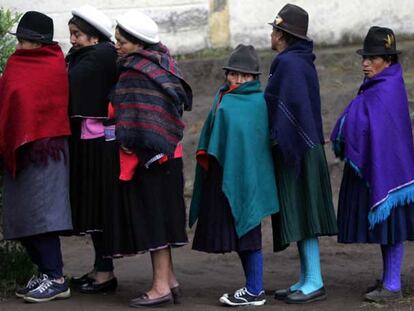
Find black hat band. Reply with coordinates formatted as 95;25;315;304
17;27;50;40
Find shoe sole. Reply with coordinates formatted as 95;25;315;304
23;289;71;303
364;295;402;303
219;296;266;306
285;293;327;304
129;299;173;307
15;292;26;298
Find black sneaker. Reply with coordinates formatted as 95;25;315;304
23;276;71;303
15;274;47;298
219;287;266;306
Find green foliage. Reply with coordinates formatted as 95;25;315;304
0;241;36;297
0;8;20;74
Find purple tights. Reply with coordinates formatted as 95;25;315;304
381;242;404;292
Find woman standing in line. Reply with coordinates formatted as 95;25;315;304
66;5;118;293
331;26;414;303
189;44;279;307
109;11;192;307
0;11;72;303
265;4;338;304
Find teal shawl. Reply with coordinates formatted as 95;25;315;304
189;80;280;237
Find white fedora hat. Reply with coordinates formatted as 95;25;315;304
72;5;113;39
116;11;159;44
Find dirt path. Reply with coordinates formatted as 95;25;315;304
3;225;414;310
3;42;414;311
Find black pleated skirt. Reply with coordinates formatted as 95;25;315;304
338;163;414;244
69;119;111;233
192;158;262;254
102;155;189;257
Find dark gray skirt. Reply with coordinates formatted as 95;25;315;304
2;141;72;240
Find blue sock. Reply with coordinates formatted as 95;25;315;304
297;238;324;295
238;249;263;295
290;242;305;291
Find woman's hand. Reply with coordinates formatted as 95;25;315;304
120;145;133;154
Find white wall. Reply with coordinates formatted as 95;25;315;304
228;0;414;48
2;0;210;53
3;0;414;54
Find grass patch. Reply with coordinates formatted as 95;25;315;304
175;47;231;61
0;240;36;298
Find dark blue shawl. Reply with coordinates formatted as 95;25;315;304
264;40;324;174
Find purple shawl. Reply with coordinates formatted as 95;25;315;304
331;64;414;227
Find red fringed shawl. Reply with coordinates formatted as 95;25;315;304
0;44;71;176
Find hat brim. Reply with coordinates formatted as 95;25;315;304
269;22;311;42
72;10;112;39
116;22;160;44
9;31;57;44
222;66;261;75
356;49;402;56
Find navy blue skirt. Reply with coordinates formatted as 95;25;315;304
192;158;262;253
338;163;414;244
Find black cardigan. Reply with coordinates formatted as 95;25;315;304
66;42;117;118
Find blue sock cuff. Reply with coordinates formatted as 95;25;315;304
238;249;263;295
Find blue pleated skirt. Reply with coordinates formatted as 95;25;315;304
338;163;414;244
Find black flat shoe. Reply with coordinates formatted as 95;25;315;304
274;288;296;300
285;287;327;304
171;285;182;304
129;292;173;307
364;286;402;303
79;277;118;294
70;273;95;287
365;279;382;293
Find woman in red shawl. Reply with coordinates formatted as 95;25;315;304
0;11;72;303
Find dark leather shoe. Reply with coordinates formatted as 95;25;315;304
285;287;327;304
79;277;118;294
70;273;94;287
129;292;173;307
274;288;296;300
171;286;182;304
364;286;402;302
365;279;382;293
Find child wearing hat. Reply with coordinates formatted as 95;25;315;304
331;26;414;302
189;44;280;307
0;11;72;303
265;3;337;304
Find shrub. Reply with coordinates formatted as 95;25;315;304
0;8;20;74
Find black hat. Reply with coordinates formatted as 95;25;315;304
222;44;261;75
357;26;400;56
10;11;56;44
268;3;311;41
